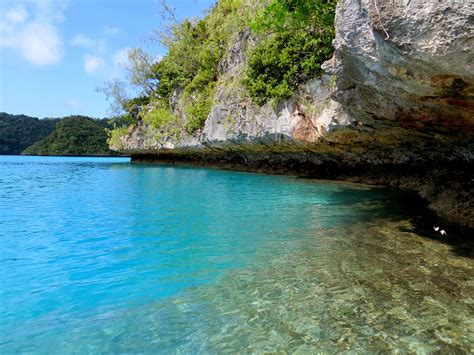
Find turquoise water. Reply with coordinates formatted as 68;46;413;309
1;156;472;353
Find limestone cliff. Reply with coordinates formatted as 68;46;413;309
113;0;473;228
326;0;473;130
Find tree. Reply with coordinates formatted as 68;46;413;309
125;48;160;97
245;0;337;104
97;78;131;117
0;113;58;154
23;116;115;156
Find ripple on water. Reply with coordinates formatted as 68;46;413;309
15;220;472;354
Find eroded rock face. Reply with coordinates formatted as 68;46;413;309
201;75;352;145
114;28;351;152
325;0;474;129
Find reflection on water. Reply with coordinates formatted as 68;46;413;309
0;156;472;353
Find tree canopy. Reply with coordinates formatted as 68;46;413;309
23;116;116;156
0;113;59;155
245;0;337;104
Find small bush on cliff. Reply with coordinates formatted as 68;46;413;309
143;108;178;130
108;113;136;130
245;0;336;105
184;84;217;134
108;127;128;150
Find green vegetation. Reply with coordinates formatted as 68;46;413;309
108;113;136;131
0;113;58;154
140;107;184;142
123;96;150;113
183;83;217;134
152;0;248;101
1;112;117;156
149;0;249;134
108;127;129;149
24;116;115;156
142;108;177;129
245;0;337;104
105;0;336;143
104;0;251;138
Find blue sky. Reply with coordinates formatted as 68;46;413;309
0;0;215;119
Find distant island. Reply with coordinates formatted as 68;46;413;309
0;112;122;156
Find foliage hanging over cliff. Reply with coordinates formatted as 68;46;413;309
105;0;336;142
24;116;115;156
251;0;336;34
245;0;337;105
149;0;250;133
148;0;336;111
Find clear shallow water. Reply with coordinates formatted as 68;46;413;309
0;156;472;353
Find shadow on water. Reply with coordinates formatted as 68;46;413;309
303;178;474;259
393;196;474;259
126;164;474;258
108;162;474;258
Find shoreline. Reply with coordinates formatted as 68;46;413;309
130;151;474;233
5;154;131;158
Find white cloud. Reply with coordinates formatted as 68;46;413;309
20;22;61;66
5;6;28;24
70;34;106;53
84;54;104;74
71;34;95;48
103;26;120;36
0;0;67;66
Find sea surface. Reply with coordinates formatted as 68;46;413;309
0;156;472;353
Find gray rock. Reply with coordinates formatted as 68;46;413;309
325;0;474;128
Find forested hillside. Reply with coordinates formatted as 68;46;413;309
0;113;58;154
24;116;115;156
